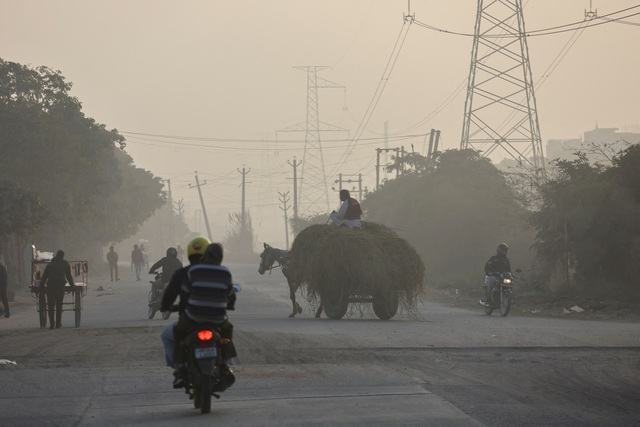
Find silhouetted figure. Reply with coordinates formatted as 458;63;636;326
329;189;363;229
131;244;145;281
40;250;74;329
0;259;9;318
107;246;119;282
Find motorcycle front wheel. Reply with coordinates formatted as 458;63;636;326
499;288;512;317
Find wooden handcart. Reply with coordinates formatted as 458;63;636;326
29;246;89;328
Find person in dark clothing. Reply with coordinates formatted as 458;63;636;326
107;246;119;282
40;250;75;329
481;243;511;306
160;239;236;389
131;244;145;281
149;247;183;286
329;189;363;229
0;260;10;318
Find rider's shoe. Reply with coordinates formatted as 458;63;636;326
172;369;186;388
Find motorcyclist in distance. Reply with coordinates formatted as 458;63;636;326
480;243;511;306
149;247;183;289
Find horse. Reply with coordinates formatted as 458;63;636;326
258;243;322;318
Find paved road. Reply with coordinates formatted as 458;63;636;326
1;263;639;426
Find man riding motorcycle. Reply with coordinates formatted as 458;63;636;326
481;243;512;306
160;238;237;389
149;247;183;290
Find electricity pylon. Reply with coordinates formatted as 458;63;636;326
461;0;545;177
279;66;348;215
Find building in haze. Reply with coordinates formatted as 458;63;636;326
546;125;640;161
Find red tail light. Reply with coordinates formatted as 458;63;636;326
197;330;214;341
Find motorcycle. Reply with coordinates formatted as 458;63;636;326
484;272;514;317
148;272;170;320
172;283;241;414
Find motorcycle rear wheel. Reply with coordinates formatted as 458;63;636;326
199;376;212;414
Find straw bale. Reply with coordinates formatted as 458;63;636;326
289;222;425;308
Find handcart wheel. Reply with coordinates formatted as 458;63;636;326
38;291;47;329
74;289;82;328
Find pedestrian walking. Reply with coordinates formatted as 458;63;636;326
40;250;74;329
107;246;119;282
131;244;145;281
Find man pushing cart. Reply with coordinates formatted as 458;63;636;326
30;245;88;328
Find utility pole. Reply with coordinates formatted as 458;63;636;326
461;0;545;178
278;191;291;249
189;172;213;242
383;121;389;181
376;147;401;182
375;148;381;190
287;157;302;220
334;174;363;200
237;166;251;226
165;178;174;244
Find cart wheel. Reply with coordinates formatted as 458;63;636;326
321;286;349;320
74;290;82;328
372;290;399;320
38;293;47;329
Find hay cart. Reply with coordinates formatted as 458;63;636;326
29;246;89;328
290;223;425;321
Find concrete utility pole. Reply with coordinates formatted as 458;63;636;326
278;191;291;250
237;166;251;226
375;147;402;187
376;149;381;190
189;172;213;242
426;129;441;163
287;157;302;220
165;178;175;244
334;174;363;200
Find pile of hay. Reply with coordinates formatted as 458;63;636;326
288;222;425;308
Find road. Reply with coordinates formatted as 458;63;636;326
1;263;639;426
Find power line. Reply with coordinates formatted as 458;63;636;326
122;130;419;145
124;134;421;152
333;15;413;175
413;5;640;38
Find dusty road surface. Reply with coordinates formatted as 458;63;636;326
1;263;639;426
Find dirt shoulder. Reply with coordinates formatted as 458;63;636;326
425;286;640;322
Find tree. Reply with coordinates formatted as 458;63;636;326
533;146;640;292
0;58;163;266
365;149;534;288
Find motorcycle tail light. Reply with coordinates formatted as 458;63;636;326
197;330;214;341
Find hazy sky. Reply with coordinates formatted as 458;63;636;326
3;0;639;247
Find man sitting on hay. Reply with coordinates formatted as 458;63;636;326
329;189;362;229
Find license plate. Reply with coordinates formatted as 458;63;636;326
195;347;217;359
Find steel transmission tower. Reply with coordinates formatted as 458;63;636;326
461;0;545;176
280;66;347;214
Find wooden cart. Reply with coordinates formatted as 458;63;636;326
29;246;88;328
